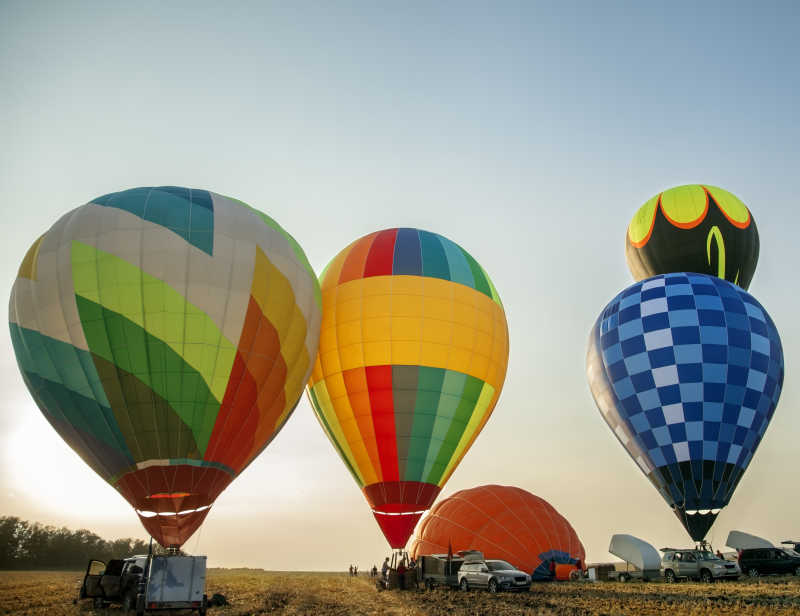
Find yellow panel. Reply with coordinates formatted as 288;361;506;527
660;185;707;225
422;296;452;321
390;294;425;318
390;340;421;365
335;297;363;323
316;275;508;390
319;348;342;379
336;320;363;348
421;318;454;346
390;316;421;341
18;234;44;280
362;293;389;318
320;250;348;292
418;342;450;369
310;354;324;384
363;340;392;366
360;276;400;297
309;381;366;485
339;343;365;369
324;371;349;402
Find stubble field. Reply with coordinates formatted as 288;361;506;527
2;569;800;616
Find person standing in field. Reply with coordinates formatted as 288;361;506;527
381;557;390;580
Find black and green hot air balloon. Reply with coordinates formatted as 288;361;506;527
625;184;759;290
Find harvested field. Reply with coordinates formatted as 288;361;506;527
2;569;800;615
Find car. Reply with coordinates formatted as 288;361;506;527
660;549;740;583
457;558;531;592
79;556;148;610
738;547;800;578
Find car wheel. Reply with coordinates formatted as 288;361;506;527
460;578;469;592
664;570;675;583
488;579;498;593
747;568;759;578
700;569;713;584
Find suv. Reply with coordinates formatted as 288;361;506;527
660;549;740;583
79;556;147;609
458;559;531;592
738;548;800;577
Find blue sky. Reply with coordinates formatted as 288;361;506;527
1;1;798;569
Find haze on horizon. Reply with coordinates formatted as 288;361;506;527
1;1;798;571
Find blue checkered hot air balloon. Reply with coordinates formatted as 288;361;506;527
586;273;784;541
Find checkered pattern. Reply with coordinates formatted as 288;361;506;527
587;273;784;510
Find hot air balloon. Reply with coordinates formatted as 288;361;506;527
409;485;585;580
625;185;759;290
306;228;509;549
586;273;783;541
9;186;321;547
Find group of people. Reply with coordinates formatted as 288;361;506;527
347;564;359;577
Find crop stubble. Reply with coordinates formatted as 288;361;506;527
2;569;799;615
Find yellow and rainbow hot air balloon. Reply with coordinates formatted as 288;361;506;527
307;228;509;548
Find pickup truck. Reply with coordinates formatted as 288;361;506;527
79;554;207;614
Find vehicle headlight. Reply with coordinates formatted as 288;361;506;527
712;564;725;570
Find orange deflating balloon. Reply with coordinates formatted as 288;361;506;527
410;485;585;579
307;229;509;548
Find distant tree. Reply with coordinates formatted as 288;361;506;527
0;516;161;570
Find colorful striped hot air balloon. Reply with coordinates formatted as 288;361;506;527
306;228;509;549
9;186;321;547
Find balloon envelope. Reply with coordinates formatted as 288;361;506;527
586;273;783;540
9;187;321;546
625;185;759;290
307;228;509;548
410;485;585;579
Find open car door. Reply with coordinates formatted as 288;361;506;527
79;560;106;599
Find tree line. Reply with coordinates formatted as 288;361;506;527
0;516;168;569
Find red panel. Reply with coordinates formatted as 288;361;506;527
365;365;398;481
115;465;233;547
205;352;258;472
138;507;211;548
338;232;378;285
363;229;398;278
363;481;441;512
373;511;424;549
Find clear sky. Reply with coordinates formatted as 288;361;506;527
1;1;798;570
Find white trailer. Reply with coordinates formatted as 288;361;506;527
136;555;207;615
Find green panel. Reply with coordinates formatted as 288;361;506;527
19;370;133;474
404;366;445;481
421;370;467;480
92;355;201;462
9;323;110;407
71;241;236;402
424;374;484;485
462;250;492;298
419;231;451;280
76;295;221;454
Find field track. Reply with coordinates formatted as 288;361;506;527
2;569;800;615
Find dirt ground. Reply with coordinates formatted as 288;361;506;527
2;569;800;616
